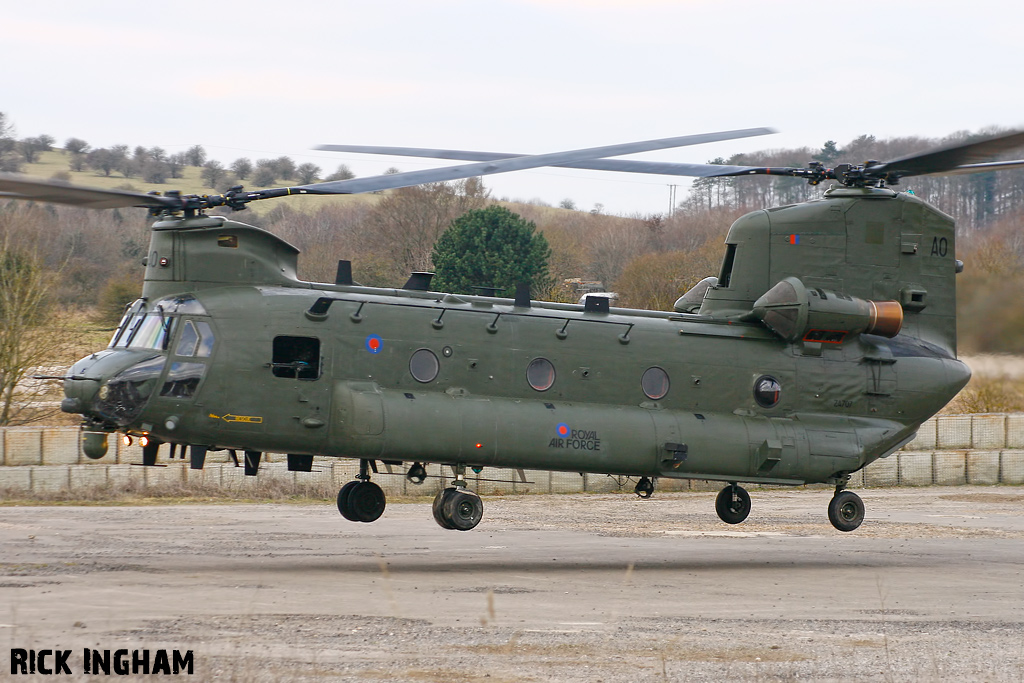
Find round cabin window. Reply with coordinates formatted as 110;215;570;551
409;349;440;383
526;357;556;392
753;375;781;408
641;367;670;400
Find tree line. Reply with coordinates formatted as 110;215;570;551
0;112;355;190
0;110;1022;389
687;128;1024;231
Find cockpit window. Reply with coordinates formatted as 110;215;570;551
113;313;174;351
175;320;200;356
161;362;206;398
195;322;215;357
160;295;207;316
109;297;212;353
109;300;145;347
174;320;216;358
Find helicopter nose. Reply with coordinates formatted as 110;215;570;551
61;350;167;426
61;359;106;414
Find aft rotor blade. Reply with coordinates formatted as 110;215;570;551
305;127;775;193
866;129;1024;179
315;143;760;178
0;172;178;210
933;158;1024;176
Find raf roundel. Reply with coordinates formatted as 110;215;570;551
365;334;382;354
556;423;570;438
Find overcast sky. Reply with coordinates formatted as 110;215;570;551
3;1;1022;215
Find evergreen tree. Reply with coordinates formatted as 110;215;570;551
431;206;551;296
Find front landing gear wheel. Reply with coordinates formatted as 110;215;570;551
828;490;865;532
634;477;655;499
715;484;751;524
349;481;386;522
337;481;386;522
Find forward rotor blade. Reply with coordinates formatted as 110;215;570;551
308;127;775;192
0;173;177;210
315;143;759;178
0;127;776;212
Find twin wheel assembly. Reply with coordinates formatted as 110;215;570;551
712;483;865;532
335;460;485;531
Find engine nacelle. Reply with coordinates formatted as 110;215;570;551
751;276;903;343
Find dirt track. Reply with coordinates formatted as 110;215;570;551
2;487;1024;681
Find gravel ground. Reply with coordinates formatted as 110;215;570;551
1;486;1024;682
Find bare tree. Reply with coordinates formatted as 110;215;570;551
230;157;253;180
86;148;119;176
64;137;90;155
0;113;17;171
325;164;356;181
274;156;297;181
0;112;14;140
358;179;490;278
141;159;170;184
614;243;720;311
185;145;207;167
17;136;51;163
296;162;321;184
252;159;277;186
0;211;74;425
167;152;187;179
201;160;227;189
68;152;87;172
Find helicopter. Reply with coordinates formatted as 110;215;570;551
4;126;1024;534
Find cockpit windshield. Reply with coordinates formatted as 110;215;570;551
110;312;173;350
109;296;209;351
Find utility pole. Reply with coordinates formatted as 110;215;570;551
667;184;677;217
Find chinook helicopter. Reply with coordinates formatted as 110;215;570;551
4;127;1024;534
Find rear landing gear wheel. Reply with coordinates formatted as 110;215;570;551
432;488;456;529
444;488;483;531
432;487;483;531
337;481;386;522
715;484;751;524
828;490;864;532
634;477;655;498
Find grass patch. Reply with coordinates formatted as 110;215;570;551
946;374;1024;413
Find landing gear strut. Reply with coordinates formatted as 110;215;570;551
715;483;751;524
634;477;655;498
828;488;865;532
432;463;484;531
337;459;386;523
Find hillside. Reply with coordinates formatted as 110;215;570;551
15;149;381;212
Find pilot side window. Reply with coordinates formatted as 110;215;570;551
272;336;320;380
174;320;216;358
